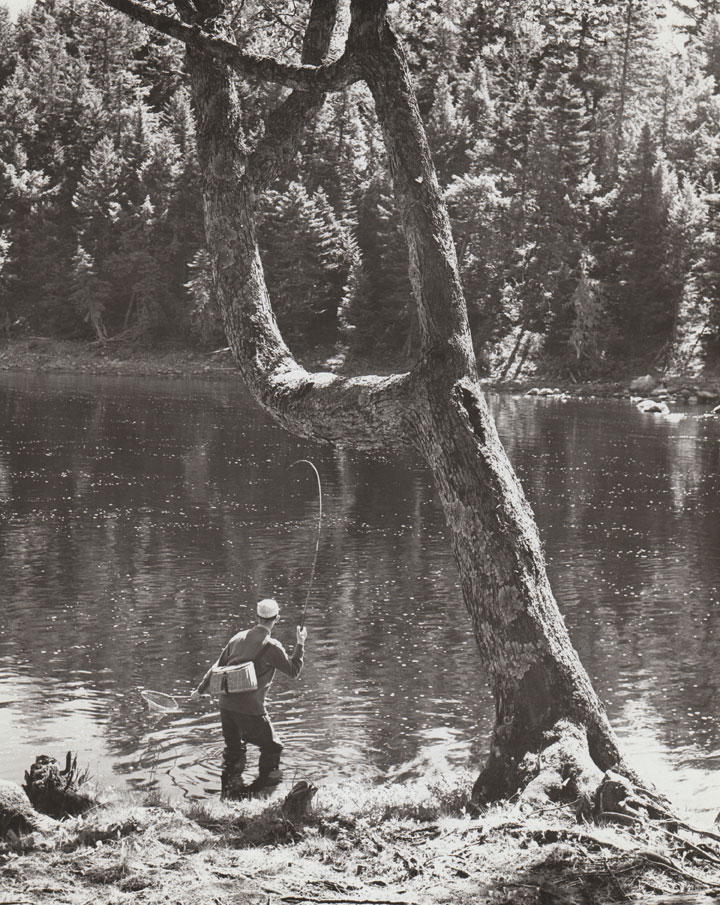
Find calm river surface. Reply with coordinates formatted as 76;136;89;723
0;372;718;821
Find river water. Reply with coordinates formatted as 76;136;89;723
0;372;718;822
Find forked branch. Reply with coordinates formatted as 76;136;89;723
100;0;360;91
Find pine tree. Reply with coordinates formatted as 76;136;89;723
72;135;123;261
506;65;592;362
0;4;17;90
597;0;666;180
426;72;474;184
71;135;123;335
606;125;676;355
666;173;706;336
457;58;495;142
689;179;720;357
12;8;105;181
70;246;111;341
700;14;720;86
394;0;464;111
445;171;511;368
568;252;607;368
0;226;11;332
671;0;720;36
162;87;205;328
186;246;223;346
299;84;375;215
342;175;414;358
258;182;359;349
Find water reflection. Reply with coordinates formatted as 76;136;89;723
491;395;720;820
0;374;718;822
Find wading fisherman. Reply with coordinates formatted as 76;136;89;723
190;598;307;797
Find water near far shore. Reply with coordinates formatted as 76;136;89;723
0;369;718;824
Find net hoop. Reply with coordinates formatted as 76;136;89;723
140;689;180;713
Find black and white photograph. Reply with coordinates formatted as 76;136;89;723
1;1;719;902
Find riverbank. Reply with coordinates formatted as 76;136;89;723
3;771;720;905
3;338;720;407
0;337;242;379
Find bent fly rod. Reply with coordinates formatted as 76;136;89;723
139;461;322;713
288;459;323;629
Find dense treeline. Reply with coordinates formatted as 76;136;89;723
3;0;720;376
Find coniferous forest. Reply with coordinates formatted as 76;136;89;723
3;0;720;378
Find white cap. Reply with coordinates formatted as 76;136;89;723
257;598;279;619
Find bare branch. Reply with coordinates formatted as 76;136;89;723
99;0;359;91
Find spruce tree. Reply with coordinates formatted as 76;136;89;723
445;170;510;369
607;125;675;356
71;135;124;337
258;181;359;350
426;72;474;185
343;175;414;358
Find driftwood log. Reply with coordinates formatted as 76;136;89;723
23;752;96;819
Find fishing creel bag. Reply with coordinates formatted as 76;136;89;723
209;661;258;695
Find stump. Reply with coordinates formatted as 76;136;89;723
281;780;317;822
23;752;96;819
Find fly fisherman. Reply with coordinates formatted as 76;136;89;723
190;598;307;798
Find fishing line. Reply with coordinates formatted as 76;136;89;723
141;461;323;710
288;459;323;629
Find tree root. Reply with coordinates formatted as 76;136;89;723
482;720;676;829
513;720;605;816
470;719;720;895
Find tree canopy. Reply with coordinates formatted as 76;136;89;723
1;0;720;377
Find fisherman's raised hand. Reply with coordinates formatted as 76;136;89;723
189;688;201;703
297;626;307;645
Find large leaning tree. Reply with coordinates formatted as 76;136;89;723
99;0;655;809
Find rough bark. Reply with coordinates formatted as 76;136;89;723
103;0;639;804
23;753;96;820
345;4;626;794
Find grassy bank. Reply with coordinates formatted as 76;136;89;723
3;773;720;905
0;336;240;379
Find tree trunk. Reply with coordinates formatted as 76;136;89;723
613;0;635;176
117;0;637;805
348;4;626;795
408;377;622;797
